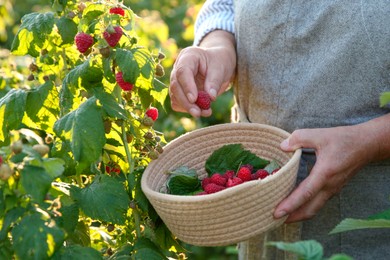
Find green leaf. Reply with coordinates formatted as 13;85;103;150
66;221;91;247
93;87;128;120
133;238;167;260
11;12;55;57
21;165;53;203
0;89;27;142
135;177;150;212
165;166;201;195
267;240;323;260
133;48;155;80
63;59;103;92
58;198;79;234
368;208;390;220
54;97;106;173
52;244;103;260
11;213;65;260
0;238;13;260
56;16;78;45
70;174;130;225
328;254;354;260
116;49;140;84
151;78;168;107
205;144;269;176
24;81;59;132
42;158;65;179
264;160;281;174
379;92;390;107
0;207;26;240
329;218;390;234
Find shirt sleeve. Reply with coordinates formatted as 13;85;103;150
194;0;235;46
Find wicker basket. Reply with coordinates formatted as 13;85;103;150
141;123;301;246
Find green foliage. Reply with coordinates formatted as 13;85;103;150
0;0;188;259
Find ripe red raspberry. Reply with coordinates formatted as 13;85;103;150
115;72;133;91
210;173;227;186
74;32;94;53
109;7;125;16
237;166;252;182
241;164;254;172
145;107;158;121
201;177;212;190
103;26;123;47
195;90;211;110
271;168;280;174
223;170;235;179
226;177;243;188
204;183;225;194
253;169;269;180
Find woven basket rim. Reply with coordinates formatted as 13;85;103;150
141;122;302;201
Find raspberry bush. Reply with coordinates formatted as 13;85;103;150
0;1;185;259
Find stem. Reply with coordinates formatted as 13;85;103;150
132;207;142;238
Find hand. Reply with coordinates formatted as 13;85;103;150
169;30;236;117
273;125;377;223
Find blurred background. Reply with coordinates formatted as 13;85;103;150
0;0;236;258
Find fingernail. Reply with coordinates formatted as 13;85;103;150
209;89;217;99
280;138;289;149
187;93;195;103
274;210;287;218
189;108;199;117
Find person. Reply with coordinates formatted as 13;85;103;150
169;0;390;259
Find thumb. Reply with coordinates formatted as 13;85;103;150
280;129;318;152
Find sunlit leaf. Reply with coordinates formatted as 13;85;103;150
70;174;130;225
379;92;390;107
93;87;128;119
0;89;27;142
54;97;105;173
11;12;55;57
12;213;65;259
116;49;140;84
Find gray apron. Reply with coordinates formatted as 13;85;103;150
232;0;390;259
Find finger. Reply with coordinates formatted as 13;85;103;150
273;165;328;219
284;190;332;223
280;128;321;152
170;81;201;117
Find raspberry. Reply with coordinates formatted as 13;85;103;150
109;7;125;16
103;26;123;47
272;168;280;174
204;183;225;194
226;177;243;188
115;72;133;91
241;164;254;172
195;90;211;110
210;173;227;186
253;169;269;180
145;107;158;121
201;177;211;190
223;170;235;179
74;32;94;53
237;166;252;182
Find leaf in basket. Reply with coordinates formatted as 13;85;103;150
264;160;281;174
165;166;201;195
205;144;269;176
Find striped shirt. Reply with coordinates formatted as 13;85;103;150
194;0;235;46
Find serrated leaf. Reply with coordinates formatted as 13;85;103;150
264;160;281;173
133;238;167;260
24;81;59;132
116;49;140;84
70;174;130;224
63;59;103;92
93;87;128;119
56;16;78;45
0;89;27;142
21;165;53;203
151;78;168;107
205;144;269;176
66;221;91;247
166;167;200;195
368;208;390;220
135;177;150;212
52;244;103;260
133;48;155;80
11;12;55;57
54;97;105;173
329;218;390;234
267;240;323;260
42;158;65;179
11;213;65;260
58;199;79;233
